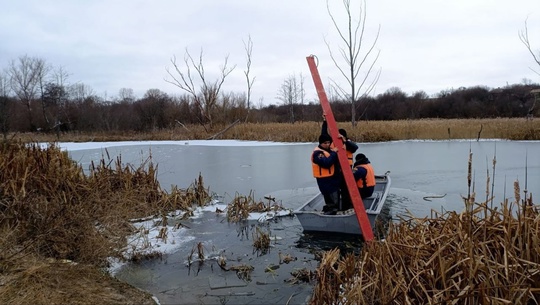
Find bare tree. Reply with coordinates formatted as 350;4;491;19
45;66;72;134
0;70;12;139
8;55;49;130
52;66;70;88
519;18;540;120
118;88;135;103
165;48;236;130
135;89;169;130
0;71;10;97
243;35;256;122
277;73;305;123
42;82;69;136
519;18;540;76
68;83;95;104
325;0;381;126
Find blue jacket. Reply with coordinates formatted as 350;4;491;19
312;145;341;195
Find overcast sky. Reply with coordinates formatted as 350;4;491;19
1;0;539;105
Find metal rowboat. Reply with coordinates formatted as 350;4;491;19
294;173;391;236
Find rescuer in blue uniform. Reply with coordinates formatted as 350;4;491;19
321;115;358;210
311;133;341;215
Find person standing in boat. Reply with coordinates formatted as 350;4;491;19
311;133;341;215
353;153;376;199
321;115;358;210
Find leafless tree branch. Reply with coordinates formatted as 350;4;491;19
165;48;236;129
243;35;255;112
325;0;381;126
7;55;49;130
519;18;540;76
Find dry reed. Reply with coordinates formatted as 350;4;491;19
287;268;315;284
0;141;215;304
10;118;540;143
311;188;539;304
0;140;212;304
252;226;271;255
226;191;284;223
0;259;155;305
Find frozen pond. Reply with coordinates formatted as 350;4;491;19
66;139;540;218
63;139;539;304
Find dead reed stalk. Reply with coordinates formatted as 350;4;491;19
226;191;284;223
10;119;540;143
311;194;540;304
311;150;539;305
252;227;271;255
0;141;212;269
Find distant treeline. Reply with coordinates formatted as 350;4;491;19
0;82;539;135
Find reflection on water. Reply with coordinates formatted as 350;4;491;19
296;233;365;255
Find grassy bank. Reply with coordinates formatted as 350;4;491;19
0;142;212;304
8;118;540;143
0;141;288;305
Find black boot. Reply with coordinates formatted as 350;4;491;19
323;204;338;215
323;204;337;212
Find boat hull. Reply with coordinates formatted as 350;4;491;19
294;174;391;236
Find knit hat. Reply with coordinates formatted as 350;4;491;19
355;153;368;163
338;128;347;138
318;134;332;144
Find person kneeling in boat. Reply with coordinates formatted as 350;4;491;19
352;153;376;199
312;134;341;215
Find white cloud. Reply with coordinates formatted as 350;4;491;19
1;0;539;104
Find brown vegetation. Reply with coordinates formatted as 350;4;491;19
312;194;539;304
252;227;271;255
226;191;284;223
9;118;540;143
0;140;291;304
310;155;539;304
0;258;156;305
0;141;210;304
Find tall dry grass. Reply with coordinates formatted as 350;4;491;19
9;118;540;143
311;153;539;304
312;194;539;304
0;141;210;269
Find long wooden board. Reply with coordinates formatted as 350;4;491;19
306;55;374;241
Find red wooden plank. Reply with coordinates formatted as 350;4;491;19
305;55;374;241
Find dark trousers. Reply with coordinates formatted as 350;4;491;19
322;191;339;210
340;188;352;210
340;176;353;210
360;186;375;199
340;186;374;211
